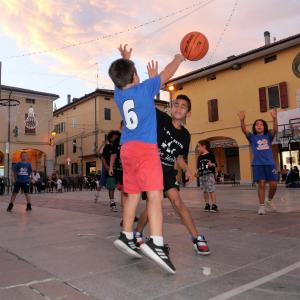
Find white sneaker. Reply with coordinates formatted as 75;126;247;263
258;205;266;215
265;199;277;212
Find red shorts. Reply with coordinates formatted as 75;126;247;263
121;142;163;194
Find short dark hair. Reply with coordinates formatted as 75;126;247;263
108;59;136;89
252;119;269;135
198;140;210;151
107;130;121;143
176;94;191;112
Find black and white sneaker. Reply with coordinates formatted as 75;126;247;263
140;239;176;275
110;202;118;212
204;203;210;212
113;232;142;259
210;204;218;213
7;203;14;212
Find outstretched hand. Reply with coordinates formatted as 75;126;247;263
238;111;246;121
147;60;158;78
118;44;132;60
270;108;277;119
185;169;194;184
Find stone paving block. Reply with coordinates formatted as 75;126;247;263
0;286;45;300
31;280;95;300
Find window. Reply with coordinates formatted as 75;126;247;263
26;98;35;104
59;164;65;175
207;74;216;81
72;139;77;153
264;55;277;64
72;119;77;128
258;82;288;112
24;114;36;135
55;143;64;157
54;122;66;134
71;163;78;174
104;108;111;120
208;99;219;122
104;97;111;101
267;86;280;108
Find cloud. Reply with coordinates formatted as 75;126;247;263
0;0;299;94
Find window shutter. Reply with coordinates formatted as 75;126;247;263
208;99;219;122
279;81;288;109
259;87;267;112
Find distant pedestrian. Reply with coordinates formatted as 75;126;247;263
7;151;32;212
281;165;289;182
57;177;63;193
238;109;278;215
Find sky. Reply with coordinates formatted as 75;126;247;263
0;0;299;109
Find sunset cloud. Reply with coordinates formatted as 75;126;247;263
0;0;299;100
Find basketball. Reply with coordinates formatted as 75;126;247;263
180;31;209;61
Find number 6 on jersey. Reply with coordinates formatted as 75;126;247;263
123;100;138;130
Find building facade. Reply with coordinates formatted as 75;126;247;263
53;89;169;176
166;33;300;184
0;85;59;181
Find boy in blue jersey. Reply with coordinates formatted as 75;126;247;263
109;44;184;274
7;151;32;212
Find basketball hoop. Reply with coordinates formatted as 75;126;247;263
25;106;38;129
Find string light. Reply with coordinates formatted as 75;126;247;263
0;0;216;60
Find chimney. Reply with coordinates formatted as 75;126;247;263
67;94;71;104
264;31;271;45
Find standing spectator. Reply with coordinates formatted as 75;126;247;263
57;177;63;193
30;170;41;193
102;130;120;211
281;165;289;183
7;151;32;212
286;166;300;188
196;140;218;212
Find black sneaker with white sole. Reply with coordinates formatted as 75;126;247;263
110;202;118;212
113;232;142;259
140;239;176;275
7;203;13;212
210;204;218;213
204;203;210;212
26;203;32;211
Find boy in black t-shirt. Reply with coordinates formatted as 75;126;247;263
102;130;120;211
136;95;210;255
197;140;218;212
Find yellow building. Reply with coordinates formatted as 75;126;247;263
0;85;59;181
53;89;168;176
166;32;300;184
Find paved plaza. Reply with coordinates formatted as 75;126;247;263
0;186;299;300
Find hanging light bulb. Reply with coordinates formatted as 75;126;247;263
25;107;38;129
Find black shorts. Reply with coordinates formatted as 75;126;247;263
163;168;180;193
114;169;123;185
13;181;30;194
141;168;179;200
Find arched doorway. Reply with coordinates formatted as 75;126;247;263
0;151;4;177
197;137;241;180
12;149;46;176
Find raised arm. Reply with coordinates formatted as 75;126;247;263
270;109;278;136
160;54;185;86
238;111;250;136
118;44;132;60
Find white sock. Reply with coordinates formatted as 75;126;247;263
123;231;133;239
150;236;164;246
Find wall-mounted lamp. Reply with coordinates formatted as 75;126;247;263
50;129;57;145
